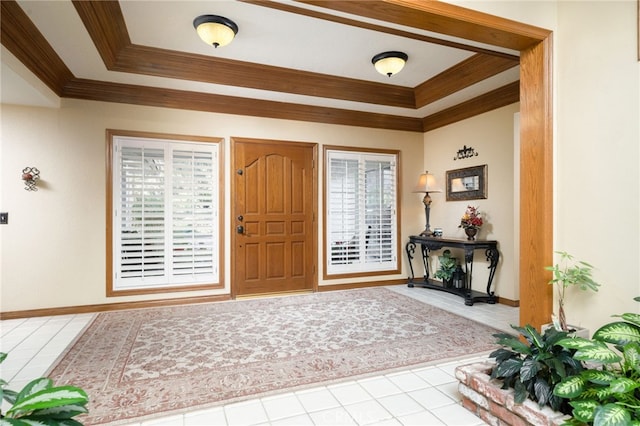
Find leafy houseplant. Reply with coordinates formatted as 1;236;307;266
434;249;457;287
1;352;89;424
554;297;640;426
546;251;601;332
490;324;584;413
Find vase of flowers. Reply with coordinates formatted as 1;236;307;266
459;205;483;240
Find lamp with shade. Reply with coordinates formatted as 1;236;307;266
413;171;442;236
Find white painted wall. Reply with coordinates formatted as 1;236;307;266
424;104;520;302
0;100;424;312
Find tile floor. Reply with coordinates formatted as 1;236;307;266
0;286;518;425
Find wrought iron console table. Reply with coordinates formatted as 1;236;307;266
406;235;499;305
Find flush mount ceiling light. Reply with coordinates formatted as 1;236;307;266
193;15;238;48
372;51;408;77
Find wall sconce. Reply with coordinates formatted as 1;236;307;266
372;51;408;77
193;15;238;48
22;167;40;191
413;171;442;236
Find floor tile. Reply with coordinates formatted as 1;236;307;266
183;406;227;425
343;399;393;425
295;387;341;412
408;387;456;410
397;409;446;426
385;371;430;392
328;382;373;406
431;403;487;425
261;392;305;421
357;376;403;398
377;393;425;417
308;406;357;425
224;399;268;425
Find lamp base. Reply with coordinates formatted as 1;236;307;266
419;228;433;237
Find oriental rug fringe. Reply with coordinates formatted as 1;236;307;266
47;288;502;425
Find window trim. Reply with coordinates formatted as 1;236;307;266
322;145;401;280
106;129;225;297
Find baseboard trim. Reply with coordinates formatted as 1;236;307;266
0;294;232;320
318;279;407;292
0;282;520;320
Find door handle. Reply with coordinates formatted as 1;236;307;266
236;225;244;234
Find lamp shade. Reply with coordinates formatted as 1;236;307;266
194;15;238;48
413;171;442;193
372;51;408;77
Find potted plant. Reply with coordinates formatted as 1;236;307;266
490;325;584;414
545;251;601;333
554;296;640;425
434;249;457;287
459;205;483;240
1;352;89;424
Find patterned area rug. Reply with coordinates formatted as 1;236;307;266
47;288;501;425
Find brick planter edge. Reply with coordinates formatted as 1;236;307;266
454;362;572;426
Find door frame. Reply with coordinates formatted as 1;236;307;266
230;137;318;299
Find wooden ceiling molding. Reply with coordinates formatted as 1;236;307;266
0;0;73;96
422;81;520;132
300;0;550;51
63;79;424;132
415;53;517;108
0;0;531;131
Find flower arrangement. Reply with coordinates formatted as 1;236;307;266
459;205;483;229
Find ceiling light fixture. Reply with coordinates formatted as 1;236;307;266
193;15;238;48
371;51;408;77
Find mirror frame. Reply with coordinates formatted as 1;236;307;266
446;164;488;201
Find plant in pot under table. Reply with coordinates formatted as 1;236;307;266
554;296;640;426
490;324;584;414
545;251;601;333
434;249;458;288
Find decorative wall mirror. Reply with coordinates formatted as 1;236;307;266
446;165;487;201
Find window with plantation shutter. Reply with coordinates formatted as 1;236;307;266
111;134;221;292
325;148;399;276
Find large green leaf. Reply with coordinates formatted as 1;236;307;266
593;403;631;426
594;322;640;346
6;386;88;418
554;375;585;398
520;359;540;381
514;379;528;404
28;403;88;420
619;313;640;328
622;342;640;374
570;399;598;422
558;337;597;350
3;388;19;405
574;342;622;364
582;369;617;385
494;358;523;378
494;333;533;355
534;377;552;406
609;377;639;394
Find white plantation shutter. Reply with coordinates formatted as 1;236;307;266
113;136;219;290
326;150;397;275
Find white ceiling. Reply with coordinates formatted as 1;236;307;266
1;0;520;118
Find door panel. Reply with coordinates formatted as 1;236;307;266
232;138;316;296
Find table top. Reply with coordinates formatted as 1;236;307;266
408;235;498;245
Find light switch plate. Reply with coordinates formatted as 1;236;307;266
0;212;8;224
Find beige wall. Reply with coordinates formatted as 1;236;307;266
0;100;424;312
423;104;520;301
445;0;640;331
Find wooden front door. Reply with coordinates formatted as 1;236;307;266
231;138;317;297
